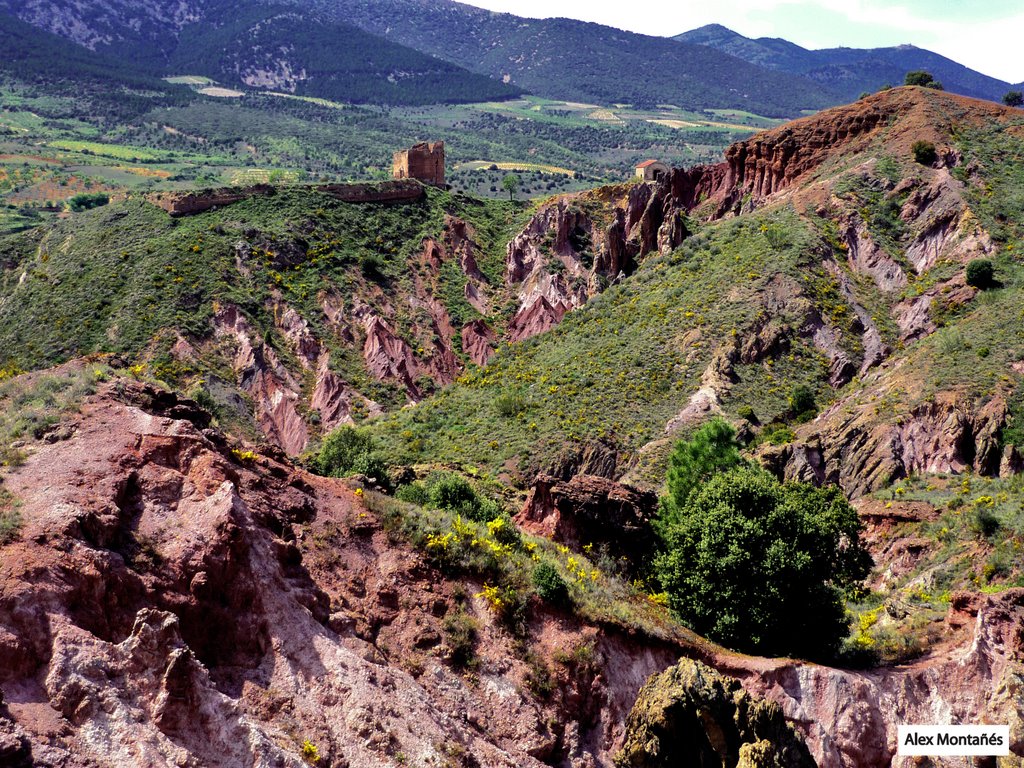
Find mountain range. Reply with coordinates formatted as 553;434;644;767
677;23;1023;103
2;0;1019;114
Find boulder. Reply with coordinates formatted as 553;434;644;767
615;658;816;768
516;474;657;569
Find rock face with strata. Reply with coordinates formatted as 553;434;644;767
213;303;309;455
2;358;1024;768
722;589;1024;768
765;385;1012;498
517;474;658;569
503;186;692;342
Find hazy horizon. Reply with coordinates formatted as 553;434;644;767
464;0;1023;84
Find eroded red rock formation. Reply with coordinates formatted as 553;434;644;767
0;371;688;767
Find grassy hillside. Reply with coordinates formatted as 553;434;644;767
368;207;833;475
0;186;527;409
364;93;1024;484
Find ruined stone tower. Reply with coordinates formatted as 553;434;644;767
392;141;445;187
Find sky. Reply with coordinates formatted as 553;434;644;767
465;0;1023;84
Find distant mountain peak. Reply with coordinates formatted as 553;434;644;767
675;25;1011;103
676;23;743;41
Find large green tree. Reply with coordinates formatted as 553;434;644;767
655;465;871;660
656;418;744;534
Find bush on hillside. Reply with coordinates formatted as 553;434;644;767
533;561;570;605
789;384;816;420
965;258;995;289
912;140;937;165
397;471;501;522
68;192;109;212
316;425;379;479
904;71;942;89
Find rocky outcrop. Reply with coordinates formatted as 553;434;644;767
613;584;1024;768
517;474;657;569
462;319;495;366
310;355;382;431
2;355;1023;768
508;295;570;342
899;172;994;274
361;312;423;399
893;275;976;341
615;659;817;768
504;188;692;342
843;219;907;293
771;389;1011;497
822;261;890;374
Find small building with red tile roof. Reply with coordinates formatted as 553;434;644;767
635;159;670;182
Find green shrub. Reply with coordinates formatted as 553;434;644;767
360;254;383;279
737;405;757;424
789;384;816;418
759;424;796;446
874;156;901;184
425;472;500;521
533;561;570;605
1004;91;1024;108
429;473;477;511
971;507;1001;539
487;514;522;547
494;390;527;417
395;481;429;505
655;467;872;659
904;71;942;89
316;425;375;477
186;381;217;414
68;192;110;212
912;140;937;166
760;222;791;250
442;608;479;668
1002;390;1024;448
965;258;995;289
351;453;391;490
0;508;21;545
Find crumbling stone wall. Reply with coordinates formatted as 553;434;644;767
145;180;424;217
392;141;445;186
